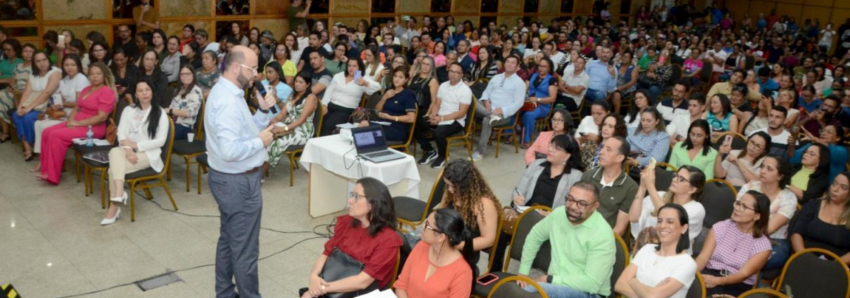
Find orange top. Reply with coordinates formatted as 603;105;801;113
393;242;472;298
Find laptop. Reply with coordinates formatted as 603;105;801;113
351;126;407;163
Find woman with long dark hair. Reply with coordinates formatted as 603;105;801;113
300;177;402;298
791;171;850;265
101;79;168;225
394;208;474;298
631;165;706;253
525;109;574;165
133;50;168;107
617;204;698;297
714;131;771;187
669;119;719;179
625;106;669;169
266;73;317;174
520;57;557;148
624;90;651;129
195;50;220;98
32;54;89;161
788;143;832;204
165;65;202;140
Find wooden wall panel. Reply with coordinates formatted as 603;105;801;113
253;19;289;41
160;0;211;17
256;0;288;15
42;0;108;20
747;1;775;19
454;16;479;28
801;6;833;23
500;0;524;13
454;0;482;13
775;4;803;23
44;24;110;42
837;0;850;9
397;1;431;13
806;0;834;7
499;16;522;28
831;9;850;25
161;21;211;38
541;0;560;14
332;0;370;14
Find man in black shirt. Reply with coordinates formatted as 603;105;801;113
298;31;329;72
766;37;785;64
113;25;139;62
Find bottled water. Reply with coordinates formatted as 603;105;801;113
85;126;94;147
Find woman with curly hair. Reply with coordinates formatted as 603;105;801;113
438;159;502;276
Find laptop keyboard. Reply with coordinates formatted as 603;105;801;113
366;151;394;157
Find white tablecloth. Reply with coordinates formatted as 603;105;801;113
300;135;421;217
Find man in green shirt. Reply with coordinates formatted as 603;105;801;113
287;0;312;34
580;136;638;236
517;181;616;297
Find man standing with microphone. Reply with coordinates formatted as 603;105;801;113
205;45;276;298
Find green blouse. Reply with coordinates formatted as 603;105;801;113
668;142;719;180
0;57;22;79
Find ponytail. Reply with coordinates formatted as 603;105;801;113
459;228;475;288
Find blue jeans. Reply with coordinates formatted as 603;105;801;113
12;110;40;144
583;89;607;116
521;104;550;144
523;282;600;298
174;124;192;140
647;85;662;103
764;238;791;271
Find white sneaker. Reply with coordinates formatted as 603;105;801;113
489;115;503;125
470;152;483;161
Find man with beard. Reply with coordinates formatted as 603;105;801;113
204;46;277;298
707;69;745;99
750;105;791;157
579;136;638;236
113;25;140;62
297;31;328;72
516;181;616;298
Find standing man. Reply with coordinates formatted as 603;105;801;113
471;55;526;161
287;0;311;35
205;46;277;298
133;0;160;34
585;46;617;114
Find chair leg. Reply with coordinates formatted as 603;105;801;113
166;163;172;181
129;182;136;222
197;163;203;195
75;153;81;183
184;156;192;192
143;186;153;199
465;140;473;161
161;178;178;211
513;130;519;153
84;165;90;197
289;155;295;186
100;169;107;209
495;129;502;158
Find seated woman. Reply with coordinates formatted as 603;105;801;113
520;57;557;148
696;190;772;297
617;204;698;298
790;124;848;182
33;54;89;163
630;165;706;253
265;73;317;175
299;177;402;298
37;63;114;185
791;171;850;265
581;112;627;169
164;65;202;140
575;101;609;163
736;155;797;270
195;50;220;99
465;45;497;100
611;51;639;115
320;58;380;136
787;143;831;204
0;39;24;143
100;79;169;225
132;50;168;107
369;66;416;142
439;159;502;277
637;53;673;102
714;131;770;187
525;109;574;166
393;208;474;298
264;43;297;86
325;42;349;75
704;94;738;140
740;96;771;136
669;120;718;179
625;106;670;169
13;51;61;161
259;61;294;114
492;134;585;271
623;90;651;129
110;48;139;104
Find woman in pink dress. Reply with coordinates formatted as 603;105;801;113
37;62;116;184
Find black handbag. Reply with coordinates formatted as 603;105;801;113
319;247;379;298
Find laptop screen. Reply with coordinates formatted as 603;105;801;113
352;126;388;154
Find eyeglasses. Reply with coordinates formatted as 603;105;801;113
749;142;763;151
733;200;755;212
239;63;258;75
349;191;367;202
424;221;442;233
673;173;690;183
551;118;565;123
448;70;463;74
566;196;590;208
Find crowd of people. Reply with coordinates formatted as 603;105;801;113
1;1;850;297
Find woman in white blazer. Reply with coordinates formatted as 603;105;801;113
101;79;169;225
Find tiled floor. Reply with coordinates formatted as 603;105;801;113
0;141;528;298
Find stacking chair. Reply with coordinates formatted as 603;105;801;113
738;288;789;298
491;114;519;158
446;98;477;161
196;153;208;194
284;105;323;186
74;99;125;183
168;98;206;192
711;131;747;151
472;206;552;298
387;105;417;154
123;118;177;221
685;272;707;298
394;168;445;232
774;248;850;298
692;178;737;256
610;233;630;297
653;162;678;192
487;275;549;298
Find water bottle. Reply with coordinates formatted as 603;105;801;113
85;126;94;147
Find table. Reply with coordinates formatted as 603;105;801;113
300;135;421;218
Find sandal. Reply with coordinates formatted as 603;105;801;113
503;135;516;145
0;133;8;143
520;143;531;149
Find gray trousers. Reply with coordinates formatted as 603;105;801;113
210;168;263;298
475;102;512;154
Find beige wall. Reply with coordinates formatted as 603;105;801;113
726;0;850;29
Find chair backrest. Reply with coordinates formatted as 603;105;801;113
506;206;552;272
313;100;324;137
194;96;206;139
420;168;446;222
403;105;419;146
739;288;790;298
654;165;677;192
610;233;630;298
685;272;707;298
699;59;713;81
776;248;850;298
461;96;477;136
669;64;683;86
161;117;176;170
488;276;549;298
711;132;747;151
701;179;737;228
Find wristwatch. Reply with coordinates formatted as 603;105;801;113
547;275;554;283
132;148;138;153
259;108;270;113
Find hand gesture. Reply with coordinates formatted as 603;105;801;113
608;64;615;77
307;275;329;297
384;89;397;98
141;4;151;12
356;78;369;87
726;154;738;164
125;149;139;165
260;125;275;148
516;274;531;289
257;88;277;111
641;167;656;190
719;142;732;154
66;119;77;128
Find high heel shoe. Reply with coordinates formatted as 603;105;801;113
110;192;128;205
100;207;121;225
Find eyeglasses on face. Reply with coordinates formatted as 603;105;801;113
566;196;590;208
424;221;442;234
349;191;367;202
733;200;755;212
673;173;690;183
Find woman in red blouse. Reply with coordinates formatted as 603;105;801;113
300;177;403;298
394;208;474;298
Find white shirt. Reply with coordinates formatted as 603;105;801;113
737;181;798;239
624;112;642;129
574;116;599;139
321;72;380;109
631;245;697;298
436;81;473;126
750;127;790;145
57;74;90;115
667;116;693;141
630;191;706;254
561;69;590;106
549;51;565;66
706;49;728;73
363;63;385;82
523;48;541;59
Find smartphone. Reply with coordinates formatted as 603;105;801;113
58;35;66;46
354;70;362;82
476;274;499;286
648;157;657;170
724;135;732;146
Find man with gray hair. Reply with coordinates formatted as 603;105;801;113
205;46;278;298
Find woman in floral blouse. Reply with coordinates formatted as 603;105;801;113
165;65;202;140
264;73;317;178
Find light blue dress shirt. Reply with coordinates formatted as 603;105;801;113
204;78;271;174
479;72;527;118
585;59;618;93
626;126;671;167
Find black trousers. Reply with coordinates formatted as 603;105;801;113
415;121;463;159
320;102;355;137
